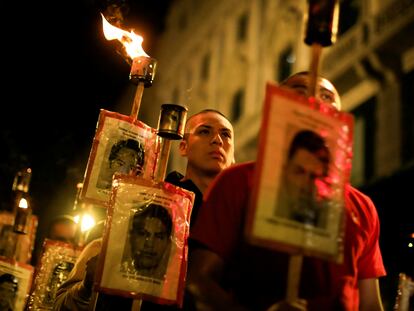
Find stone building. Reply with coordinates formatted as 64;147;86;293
140;0;413;306
142;0;413;186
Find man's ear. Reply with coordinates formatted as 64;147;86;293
179;140;188;157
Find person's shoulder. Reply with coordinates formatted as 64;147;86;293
345;184;379;223
219;161;255;178
346;184;374;206
206;161;256;197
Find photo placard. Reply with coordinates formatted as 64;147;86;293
246;83;354;262
28;239;82;310
95;175;194;305
0;212;38;264
0;256;34;311
81;110;158;206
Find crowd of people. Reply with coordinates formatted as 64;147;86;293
0;72;394;310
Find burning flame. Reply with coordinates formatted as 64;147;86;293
19;198;28;209
101;13;148;59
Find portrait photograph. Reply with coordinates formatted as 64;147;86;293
81;109;158;206
0;257;33;311
95;175;194;305
28;239;81;310
246;83;354;262
0;212;38;264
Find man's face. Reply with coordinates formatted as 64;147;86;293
0;281;16;310
180;112;234;175
109;147;138;175
281;73;341;109
284;148;329;208
130;217;170;272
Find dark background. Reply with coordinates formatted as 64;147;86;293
0;0;173;248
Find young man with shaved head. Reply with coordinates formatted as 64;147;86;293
187;72;386;311
54;109;235;310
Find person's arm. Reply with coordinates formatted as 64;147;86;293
187;248;248;311
358;278;384;311
53;239;102;311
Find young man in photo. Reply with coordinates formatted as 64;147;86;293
187;72;386;311
54;109;235;310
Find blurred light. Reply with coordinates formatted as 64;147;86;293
410;232;414;239
18;198;28;209
408;242;413;248
80;214;96;232
286;53;296;64
74;215;80;224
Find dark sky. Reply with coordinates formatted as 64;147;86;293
0;1;172;238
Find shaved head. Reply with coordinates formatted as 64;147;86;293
280;71;341;110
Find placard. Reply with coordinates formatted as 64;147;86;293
28;239;82;310
95;175;194;305
246;83;354;262
81;109;158;206
0;256;34;311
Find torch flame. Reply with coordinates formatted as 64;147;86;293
19;198;28;209
101;13;148;59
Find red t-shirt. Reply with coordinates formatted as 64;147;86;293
190;162;386;310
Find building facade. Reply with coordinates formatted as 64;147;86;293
141;1;414;306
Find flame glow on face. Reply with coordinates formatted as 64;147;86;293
101;13;148;59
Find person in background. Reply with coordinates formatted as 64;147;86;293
187;72;386;311
54;109;235;310
47;215;77;244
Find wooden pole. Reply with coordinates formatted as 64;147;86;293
131;299;142;311
130;82;145;121
88;291;99;311
308;43;322;98
154;138;172;182
286;254;303;302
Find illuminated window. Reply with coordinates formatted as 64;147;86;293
277;46;295;82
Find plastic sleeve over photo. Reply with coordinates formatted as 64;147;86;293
80;109;158;207
94;175;194;306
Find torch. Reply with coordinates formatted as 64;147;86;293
13;196;31;234
286;0;340;303
101;14;157;121
304;0;339;97
11;168;32;234
154;104;188;182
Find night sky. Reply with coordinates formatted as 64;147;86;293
0;1;172;241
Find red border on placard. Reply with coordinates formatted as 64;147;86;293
245;82;353;261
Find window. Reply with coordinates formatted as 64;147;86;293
201;54;210;80
178;13;187;30
231;89;244;122
277;46;295;82
237;13;248;41
350;97;377;185
339;0;360;35
401;70;414;164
